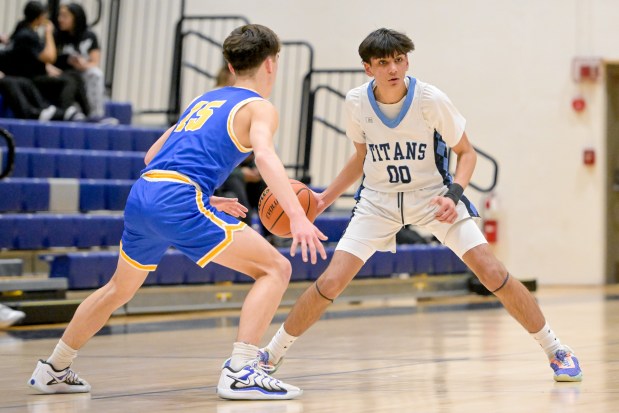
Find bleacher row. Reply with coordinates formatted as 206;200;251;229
43;245;468;290
0;118;468;292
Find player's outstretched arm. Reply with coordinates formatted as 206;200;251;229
248;101;327;263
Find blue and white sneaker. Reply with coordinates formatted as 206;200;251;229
550;346;583;382
28;360;91;393
258;348;284;374
217;358;301;400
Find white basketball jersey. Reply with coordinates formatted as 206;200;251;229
345;77;466;193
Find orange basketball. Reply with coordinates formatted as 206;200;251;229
258;179;318;238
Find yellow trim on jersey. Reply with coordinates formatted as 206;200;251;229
119;242;157;271
226;97;263;153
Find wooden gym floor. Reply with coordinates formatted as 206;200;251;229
0;284;617;413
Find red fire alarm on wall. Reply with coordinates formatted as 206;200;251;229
583;148;595;166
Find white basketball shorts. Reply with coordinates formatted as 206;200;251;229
336;184;487;262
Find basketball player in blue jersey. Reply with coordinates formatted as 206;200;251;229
28;24;326;400
260;28;583;384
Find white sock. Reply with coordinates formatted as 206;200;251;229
47;339;78;370
531;322;563;359
230;342;259;371
265;324;298;363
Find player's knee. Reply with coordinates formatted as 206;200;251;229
270;253;292;284
104;278;136;306
316;272;347;299
474;259;507;291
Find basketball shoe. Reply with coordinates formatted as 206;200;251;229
217;358;301;400
550;346;583;382
28;360;91;393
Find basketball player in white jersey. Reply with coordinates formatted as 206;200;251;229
259;28;582;383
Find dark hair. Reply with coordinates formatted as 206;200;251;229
222;24;280;75
64;3;88;38
11;1;47;38
56;3;88;45
358;28;415;63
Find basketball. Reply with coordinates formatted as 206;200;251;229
258;179;318;238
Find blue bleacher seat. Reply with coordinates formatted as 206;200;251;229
85;126;110;150
12;151;29;177
306;246;334;280
56;150;83;178
73;215;106;248
409;245;435;275
107;152;135;180
45;214;76;247
152;252;186;285
13;214;46;249
81;152;108;179
29;149;56;178
48;253;100;289
0;215;15;249
98;253;118;285
4;121;36;147
101;216;124;246
393;244;416;275
367;251;395;278
79;179;107;210
109;128;133;151
0;179;23;211
35;124;61;149
60;125;86;149
105;102;132;125
132;128;159;152
210;262;236;283
314;213;349;242
184;260;212;284
21;178;50;211
105;180;132;210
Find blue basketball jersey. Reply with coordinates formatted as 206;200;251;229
143;86;263;195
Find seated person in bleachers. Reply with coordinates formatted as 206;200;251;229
0;70;67;120
1;1;87;121
54;3;111;122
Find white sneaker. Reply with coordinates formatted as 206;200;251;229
28;360;91;394
0;304;25;328
38;105;57;122
217;358;302;400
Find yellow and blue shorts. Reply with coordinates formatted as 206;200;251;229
120;170;246;271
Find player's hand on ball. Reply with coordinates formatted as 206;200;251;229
312;190;329;216
289;217;328;264
210;196;248;218
429;196;458;224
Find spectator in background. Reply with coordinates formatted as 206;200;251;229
0;72;64;120
54;3;108;121
1;1;86;121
